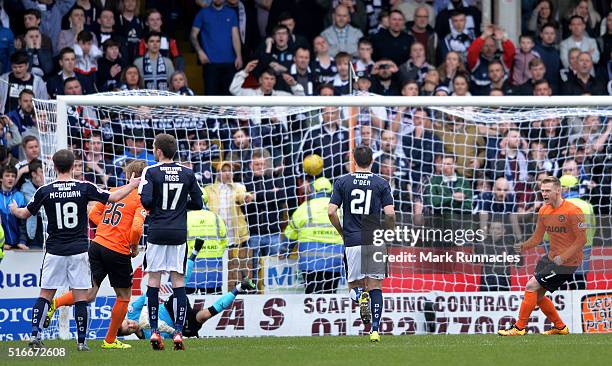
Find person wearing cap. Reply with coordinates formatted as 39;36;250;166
185;189;229;294
284;177;344;294
556;174;595;290
203;160;253;290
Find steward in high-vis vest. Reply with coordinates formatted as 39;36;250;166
186;189;229;294
285;177;344;294
559;175;596;290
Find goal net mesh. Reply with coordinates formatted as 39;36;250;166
32;90;612;337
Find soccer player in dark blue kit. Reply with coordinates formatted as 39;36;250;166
138;133;203;351
10;149;141;351
328;145;395;342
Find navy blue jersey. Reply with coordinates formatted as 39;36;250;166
138;162;203;245
330;172;394;247
26;180;110;256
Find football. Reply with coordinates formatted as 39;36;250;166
303;154;324;176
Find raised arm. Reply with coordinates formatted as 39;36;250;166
108;174;141;202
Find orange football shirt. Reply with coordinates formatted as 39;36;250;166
523;199;587;267
89;188;146;256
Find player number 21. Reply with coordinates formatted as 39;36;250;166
350;188;372;215
162;183;184;210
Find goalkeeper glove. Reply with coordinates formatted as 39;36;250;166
190;238;204;261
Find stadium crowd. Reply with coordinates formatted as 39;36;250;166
0;0;611;292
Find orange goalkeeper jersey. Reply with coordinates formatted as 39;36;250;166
523;199;587;267
88;188;146;256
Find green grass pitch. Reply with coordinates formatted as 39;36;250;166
2;334;611;366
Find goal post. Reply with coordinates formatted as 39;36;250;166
33;92;612;337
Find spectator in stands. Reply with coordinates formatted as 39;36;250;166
19;9;53;51
370;59;401;96
0;164;27;251
394;0;435;27
74;30;102;76
421;69;440;95
467;24;515;93
534;23;561;93
562;158;595;198
390;82;418;134
527;1;560;40
560;47;582;83
435;0;481;39
435;115;486;179
353;37;374;77
561;51;606;94
398;42;433;85
528;140;559;177
118;64;143;90
116;0;143;63
116;129;155;167
438;9;474;62
512;34;539;86
0;26;15;74
332;52;351;95
139;8;183;70
20;159;44;248
299;106;349;180
357;123;378;151
0;51;47;115
276;11;309;50
529;116;568;159
601;11;611;68
560;15;599;69
402;108;443;181
62;0;100;31
571;115;612;154
0;115;22;157
288;47;317;96
474;220;513;291
437;51;465;92
23;27;53;79
47;47;95;98
425;154;473;214
321;4;363;57
478;177;522;240
96;39;125;92
230;60;305;96
192;4;242;95
83;131;114;187
473;60;513;96
313;36;337;85
92;8;128;58
62;77;98;140
7;89;38;139
134;31;174;91
562;0;600;39
406;5;438;65
379;154;413;219
372;9;413;65
372;129;411;183
256;25;295;90
22;0;75;53
532;79;553;96
203;160;252;289
189;134;220;186
57;6;97;54
243;148;288;281
516;58;548;95
169;71;195;96
14;135;39;182
451;72;471;96
320;0;367;32
223;128;252;181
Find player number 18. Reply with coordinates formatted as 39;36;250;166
55;202;78;229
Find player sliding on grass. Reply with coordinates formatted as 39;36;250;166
10;149;141;351
44;160;148;350
139;134;203;350
328;145;395;342
117;242;255;339
499;176;587;336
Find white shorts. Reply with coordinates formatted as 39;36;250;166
40;252;92;290
345;245;386;283
144;242;187;273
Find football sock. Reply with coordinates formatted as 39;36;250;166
31;297;50;338
516;290;538;329
370;289;383;332
173;287;187;332
74;301;88;344
55;292;75;308
146;286;160;332
105;297;129;344
211;291;237;315
349;287;363;304
538;296;565;329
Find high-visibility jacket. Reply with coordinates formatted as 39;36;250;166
0;224;4;261
285;193;344;272
186;209;228;289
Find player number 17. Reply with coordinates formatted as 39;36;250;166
162;183;183;210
